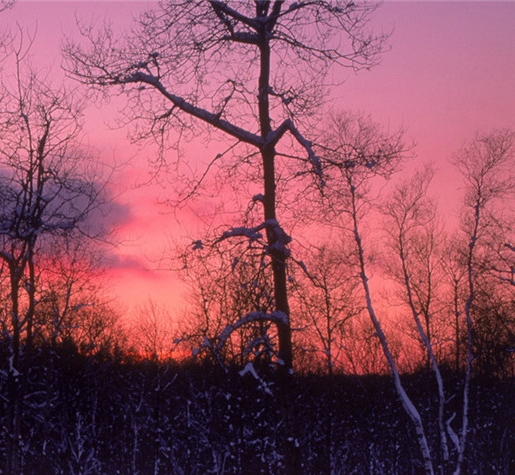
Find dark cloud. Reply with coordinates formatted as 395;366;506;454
102;253;146;271
100;250;163;281
84;186;136;238
101;198;135;228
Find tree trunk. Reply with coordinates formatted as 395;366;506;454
257;16;297;473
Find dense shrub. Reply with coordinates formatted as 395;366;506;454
1;344;514;474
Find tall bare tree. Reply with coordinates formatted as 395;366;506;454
381;167;451;466
382;167;443;362
451;129;515;475
64;3;390;471
64;0;386;379
317;111;439;474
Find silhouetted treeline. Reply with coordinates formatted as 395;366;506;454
1;341;513;475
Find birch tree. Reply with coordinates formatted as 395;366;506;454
319;122;515;474
451;129;515;475
381;168;451;468
318;110;437;474
381;167;447;364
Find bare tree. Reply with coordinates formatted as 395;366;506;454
0;36;108;475
381;167;451;466
64;0;387;379
0;0;14;53
317;114;515;474
291;241;362;376
178;240;277;367
381;167;447;364
65;0;392;473
28;236;120;351
65;5;388;468
130;299;177;361
451;129;515;475
317;111;438;474
440;233;468;373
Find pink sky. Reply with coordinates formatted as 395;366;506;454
3;1;515;320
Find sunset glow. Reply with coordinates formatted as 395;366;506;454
3;0;515;319
2;2;515;473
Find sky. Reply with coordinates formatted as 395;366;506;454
2;1;515;322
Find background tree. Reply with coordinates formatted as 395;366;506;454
317;110;440;474
440;233;469;373
0;36;109;474
178;240;277;367
30;238;124;355
451;128;515;474
130;299;177;361
470;284;515;378
291;241;362;376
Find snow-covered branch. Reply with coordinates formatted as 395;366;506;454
125;71;264;148
220;224;266;243
268;119;324;183
215;310;287;355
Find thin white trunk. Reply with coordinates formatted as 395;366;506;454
398;237;449;463
350;183;435;475
453;201;480;475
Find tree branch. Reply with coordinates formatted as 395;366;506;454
125;71;264;148
268;119;323;181
208;1;260;30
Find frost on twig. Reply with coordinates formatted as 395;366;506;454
214;219;292;257
191;240;204;250
264;219;292;257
